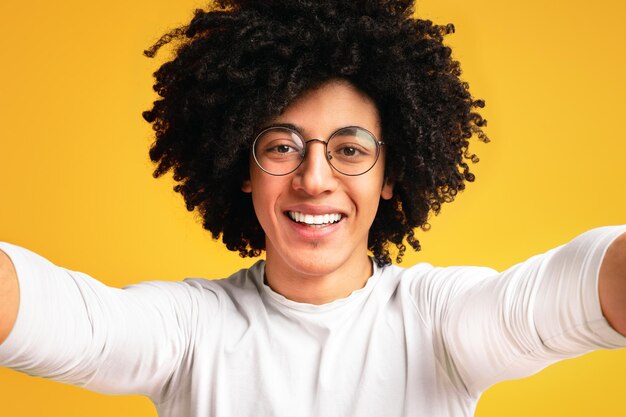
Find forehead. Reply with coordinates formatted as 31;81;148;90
270;80;381;137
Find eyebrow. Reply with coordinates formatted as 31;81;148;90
262;122;306;134
259;123;379;141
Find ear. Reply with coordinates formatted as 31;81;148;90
241;179;252;193
381;178;394;200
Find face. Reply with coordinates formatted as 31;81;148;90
242;80;393;282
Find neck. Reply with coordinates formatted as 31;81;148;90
263;251;373;305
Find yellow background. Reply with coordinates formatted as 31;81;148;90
0;0;624;416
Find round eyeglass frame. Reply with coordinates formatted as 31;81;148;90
251;125;385;176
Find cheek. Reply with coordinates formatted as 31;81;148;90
249;175;288;222
250;191;273;239
351;178;386;216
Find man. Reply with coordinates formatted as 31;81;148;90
1;1;625;416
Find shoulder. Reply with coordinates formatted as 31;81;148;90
377;262;497;323
177;260;266;309
381;262;497;296
112;261;265;322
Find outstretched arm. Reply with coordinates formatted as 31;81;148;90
438;226;626;397
599;232;626;336
0;250;18;345
0;243;207;400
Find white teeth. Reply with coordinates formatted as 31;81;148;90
288;211;342;225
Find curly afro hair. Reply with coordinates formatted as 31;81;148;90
142;0;488;266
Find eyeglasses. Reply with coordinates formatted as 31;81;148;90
252;125;385;176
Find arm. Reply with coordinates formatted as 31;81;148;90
0;249;18;345
599;232;626;336
440;226;626;397
0;243;205;400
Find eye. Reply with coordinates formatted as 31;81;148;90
330;142;370;161
255;128;304;159
268;143;299;154
337;146;360;157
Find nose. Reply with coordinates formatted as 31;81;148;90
292;139;339;195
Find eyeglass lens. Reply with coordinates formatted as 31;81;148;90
253;127;380;176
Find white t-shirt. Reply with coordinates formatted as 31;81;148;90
1;226;625;417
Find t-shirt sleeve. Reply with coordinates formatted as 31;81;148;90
431;226;626;397
0;242;217;401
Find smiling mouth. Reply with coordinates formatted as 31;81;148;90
287;211;343;228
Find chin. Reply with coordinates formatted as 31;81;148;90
267;244;347;278
288;253;345;277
